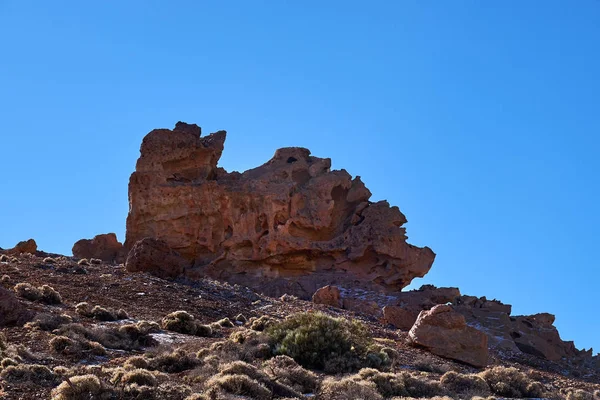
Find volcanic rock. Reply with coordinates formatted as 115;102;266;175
409;304;489;367
125;122;436;298
72;233;125;263
125;238;189;279
6;239;37;255
381;305;420;331
312;285;342;308
0;287;34;327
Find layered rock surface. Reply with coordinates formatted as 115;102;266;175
125;122;436;298
72;233;125;263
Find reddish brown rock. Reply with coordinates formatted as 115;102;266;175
510;313;579;361
408;304;488;367
125;122;436;298
72;233;125;263
0;287;33;327
6;239;37;255
381;305;419;331
125;238;189;279
312;285;342;308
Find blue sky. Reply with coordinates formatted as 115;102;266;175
1;2;599;351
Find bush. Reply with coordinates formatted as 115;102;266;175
50;374;110;400
146;349;200;373
0;364;58;386
479;366;545;398
216;317;235;328
266;311;372;372
40;285;63;304
235;314;247;324
0;254;8;262
250;315;275;331
319;376;383;400
43;257;56;264
91;306;117;321
14;282;42;301
567;389;594;400
162;310;212;337
77;258;90;266
440;371;490;396
120;368;157;386
25;313;73;331
1;274;11;287
205;374;271;400
263;355;318;394
14;283;62;304
53;323;155;354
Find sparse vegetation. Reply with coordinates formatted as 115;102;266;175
479;366;545;398
14;282;62;304
161;310;213;337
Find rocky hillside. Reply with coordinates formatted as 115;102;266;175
1;122;599;399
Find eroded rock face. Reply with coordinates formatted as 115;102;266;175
125;122;436;298
72;233;125;263
6;239;37;255
408;304;489;367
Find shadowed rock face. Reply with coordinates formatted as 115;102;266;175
125;122;435;298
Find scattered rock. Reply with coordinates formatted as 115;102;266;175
408;304;489;367
125;122;435;298
0;287;34;327
6;239;37;255
72;233;125;263
125;238;189;279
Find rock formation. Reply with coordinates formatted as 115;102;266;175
408;304;489;367
125;122;436;298
5;239;37;255
72;233;125;263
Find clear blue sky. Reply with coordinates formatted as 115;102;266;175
1;2;598;352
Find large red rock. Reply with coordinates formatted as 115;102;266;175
125;122;436;298
0;287;33;327
72;233;125;263
408;304;488;367
312;285;342;308
125;238;189;279
6;239;37;255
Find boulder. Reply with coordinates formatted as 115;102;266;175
125;238;189;279
6;239;37;255
381;305;419;331
125;122;435;298
408;304;488;367
0;287;33;327
312;285;342;308
510;313;579;361
72;233;125;263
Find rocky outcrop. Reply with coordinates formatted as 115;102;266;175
125;238;190;279
0;287;33;327
72;233;125;263
6;239;37;255
125;122;435;298
408;304;489;367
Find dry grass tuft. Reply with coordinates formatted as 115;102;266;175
479;366;545;398
319;376;383;400
162;310;212;337
0;363;58;386
440;370;490;396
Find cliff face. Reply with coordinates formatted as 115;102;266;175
125;122;435;298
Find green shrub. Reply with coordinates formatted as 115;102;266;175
266;311;372;372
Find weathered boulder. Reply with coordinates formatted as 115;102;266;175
72;233;125;263
125;238;190;279
381;305;420;331
312;285;342;308
6;239;37;255
408;304;488;367
0;287;33;327
125;122;436;298
510;313;579;361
